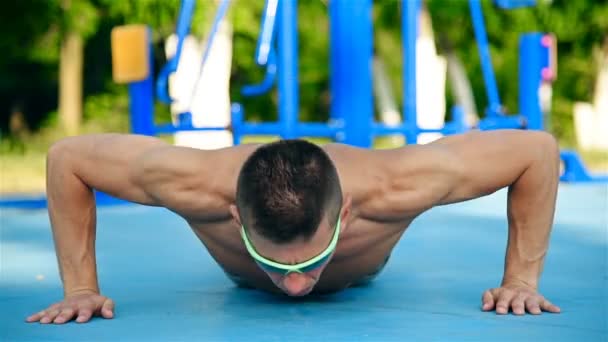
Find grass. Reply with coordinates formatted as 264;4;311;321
579;149;608;173
1;124;606;195
0;152;47;195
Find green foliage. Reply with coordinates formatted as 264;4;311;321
102;0;181;43
229;1;271;122
295;1;330;122
425;0;608;144
228;1;331;123
82;83;130;132
0;1;61;65
60;0;100;39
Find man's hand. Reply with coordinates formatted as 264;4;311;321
26;290;114;324
481;283;561;315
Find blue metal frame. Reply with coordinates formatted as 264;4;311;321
156;0;196;105
129;0;234;136
560;151;608;182
241;0;278;97
402;0;421;144
276;0;298;139
255;0;278;66
469;0;503;118
0;191;129;209
126;0;604;183
241;50;277;97
519;33;547;130
189;0;232;104
330;0;374;147
494;0;536;9
328;0;345;125
233;0;344;143
5;0;605;210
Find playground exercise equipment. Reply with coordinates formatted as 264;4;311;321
241;0;278;98
110;0;607;182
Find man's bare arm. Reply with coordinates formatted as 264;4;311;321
432;130;560;291
46;134;171;297
28;134;172;323
32;133;251;324
46;133;254;294
377;130;560;314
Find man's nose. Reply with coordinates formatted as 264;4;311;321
282;272;312;296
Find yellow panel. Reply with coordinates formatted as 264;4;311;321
111;25;150;83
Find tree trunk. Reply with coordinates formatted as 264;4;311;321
59;31;83;136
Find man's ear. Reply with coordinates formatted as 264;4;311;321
229;204;242;227
339;195;353;233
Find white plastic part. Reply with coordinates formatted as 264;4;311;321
573;46;608;150
416;7;447;145
165;19;233;150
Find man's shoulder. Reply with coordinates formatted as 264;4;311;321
321;142;371;158
322;142;425;164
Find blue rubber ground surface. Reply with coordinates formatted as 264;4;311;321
1;184;606;341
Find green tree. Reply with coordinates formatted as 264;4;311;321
424;0;608;144
58;0;99;136
0;1;61;136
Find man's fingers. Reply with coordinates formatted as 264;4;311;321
495;290;515;315
48;303;62;311
540;299;561;313
76;308;94;323
27;295;116;324
525;298;542;315
26;303;62;322
481;286;560;316
481;290;495;311
26;310;46;323
101;298;115;319
40;309;60;324
511;295;526;315
53;308;75;324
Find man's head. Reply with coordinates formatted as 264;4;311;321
230;139;349;296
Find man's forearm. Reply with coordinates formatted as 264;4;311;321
503;138;559;288
47;142;100;296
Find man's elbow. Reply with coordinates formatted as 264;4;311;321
530;131;560;169
47;138;75;172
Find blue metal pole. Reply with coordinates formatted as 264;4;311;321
129;28;155;136
333;0;373;147
329;0;345;125
129;81;155;136
519;33;544;130
255;0;278;66
156;0;196;104
469;0;502;117
402;0;419;144
196;0;232;81
231;103;244;145
241;50;277;96
175;0;197;63
277;0;298;139
242;0;279;97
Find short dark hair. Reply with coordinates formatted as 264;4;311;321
236;139;343;244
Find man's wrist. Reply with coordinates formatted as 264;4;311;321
64;287;100;298
501;274;538;290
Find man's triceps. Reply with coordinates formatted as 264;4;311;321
431;131;544;205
